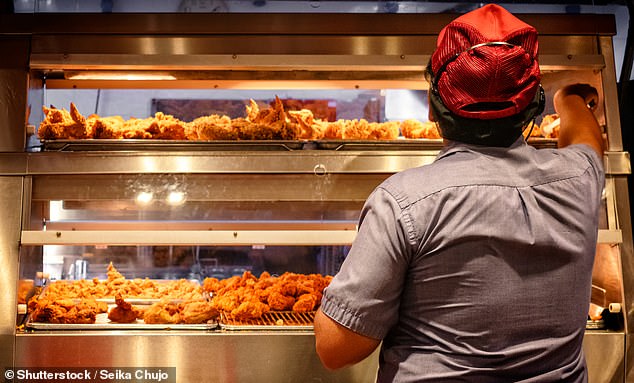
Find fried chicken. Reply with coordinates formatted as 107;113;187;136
539;113;560;138
189;114;236;140
242;96;300;140
108;294;142;323
180;300;219;324
38;103;90;140
400;119;441;139
37;263;203;301
230;298;270;321
88;115;127;139
39;98;469;143
292;293;320;313
29;297;98;324
204;271;332;321
143;299;181;324
267;291;296;311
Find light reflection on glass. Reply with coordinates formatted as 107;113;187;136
136;191;154;205
166;191;186;206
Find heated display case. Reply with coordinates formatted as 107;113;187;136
0;11;631;382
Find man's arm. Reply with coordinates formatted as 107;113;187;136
554;83;604;158
314;308;381;370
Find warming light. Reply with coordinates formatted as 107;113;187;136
136;191;154;205
166;191;186;206
67;72;177;81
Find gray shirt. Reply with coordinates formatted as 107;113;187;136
321;138;605;382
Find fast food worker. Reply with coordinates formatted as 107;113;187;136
314;4;605;382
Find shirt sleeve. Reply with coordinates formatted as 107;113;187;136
320;185;413;340
566;143;605;191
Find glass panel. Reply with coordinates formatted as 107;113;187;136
22;172;368;284
19;244;348;282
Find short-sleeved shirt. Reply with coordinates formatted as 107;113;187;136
320;137;605;383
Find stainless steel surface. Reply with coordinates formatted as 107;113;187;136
1;151;436;175
584;332;625;383
0;177;24;370
26;321;217;331
604;152;632;175
15;331;380;383
13;330;621;383
0;150;631;176
0;38;29;152
599;36;624;152
21;230;358;246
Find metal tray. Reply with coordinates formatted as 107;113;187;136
313;139;443;151
26;312;219;331
40;139;307;152
39;137;557;152
219;311;315;331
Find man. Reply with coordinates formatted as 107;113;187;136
314;4;604;382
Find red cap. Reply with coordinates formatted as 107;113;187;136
431;4;541;120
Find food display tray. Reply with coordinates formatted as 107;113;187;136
40;139;307;152
26;312;219;331
39;138;557;152
219;311;315;331
312;139;442;151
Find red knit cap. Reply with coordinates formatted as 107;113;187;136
431;4;541;120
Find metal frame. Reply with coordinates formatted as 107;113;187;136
0;12;630;383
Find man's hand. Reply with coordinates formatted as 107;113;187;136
554;84;599;112
554;83;603;158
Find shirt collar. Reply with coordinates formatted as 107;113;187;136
436;135;528;161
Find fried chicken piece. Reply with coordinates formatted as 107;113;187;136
38;103;90;140
243;96;300;140
311;119;329;140
287;109;317;139
17;279;35;304
179;300;219;324
267;291;296;311
30;297;98;324
78;298;109;314
341;119;370;140
370;121;400;140
400;119;441;139
190;114;236;140
245;99;261;121
107;262;124;281
230;298;270;321
341;119;399;140
120;117;154;139
323;120;344;139
63;305;97;324
143;299;181;324
88;115;127;139
30;298;68;324
202;277;222;294
292;293;320;313
107;294;140;323
145;112;188;140
539;113;560;138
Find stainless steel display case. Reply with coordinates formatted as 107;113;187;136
0;12;630;383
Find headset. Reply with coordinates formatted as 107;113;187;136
429;41;545;147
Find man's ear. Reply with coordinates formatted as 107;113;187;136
428;97;436;122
